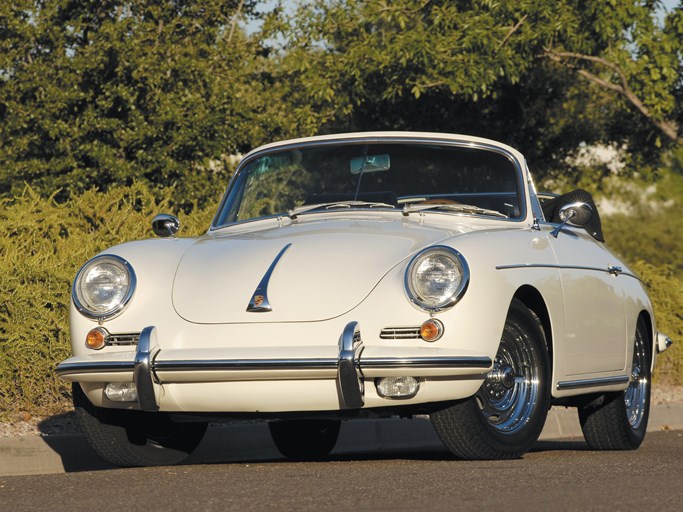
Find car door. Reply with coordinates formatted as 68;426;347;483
546;226;628;376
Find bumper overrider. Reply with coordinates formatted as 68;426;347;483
56;322;493;412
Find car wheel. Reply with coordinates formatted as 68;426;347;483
73;383;208;467
430;299;550;459
269;419;341;459
578;317;651;450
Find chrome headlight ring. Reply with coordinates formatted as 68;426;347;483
72;254;137;321
404;246;470;313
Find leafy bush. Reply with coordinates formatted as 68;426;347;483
632;262;683;385
0;184;213;419
601;170;683;279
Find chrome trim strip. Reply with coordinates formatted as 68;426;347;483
337;321;365;408
246;243;292;313
107;332;140;346
361;356;492;369
556;375;630;390
211;136;528;230
154;358;338;372
56;355;494;377
380;327;421;339
55;361;134;377
133;326;160;412
495;263;640;281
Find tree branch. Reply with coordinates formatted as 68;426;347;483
497;14;528;51
227;0;245;45
546;50;681;144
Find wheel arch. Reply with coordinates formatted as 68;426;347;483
636;309;655;371
512;285;553;370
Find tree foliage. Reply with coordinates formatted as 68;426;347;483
2;1;682;198
267;0;682;180
0;0;265;206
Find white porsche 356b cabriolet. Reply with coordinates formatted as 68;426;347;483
57;132;673;466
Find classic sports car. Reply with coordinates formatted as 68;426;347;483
57;132;673;466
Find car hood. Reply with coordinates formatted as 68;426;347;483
173;215;475;323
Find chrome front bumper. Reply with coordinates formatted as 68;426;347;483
56;322;493;412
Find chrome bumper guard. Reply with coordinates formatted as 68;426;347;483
134;326;160;412
57;322;493;412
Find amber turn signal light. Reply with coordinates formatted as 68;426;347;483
86;327;108;350
420;319;444;342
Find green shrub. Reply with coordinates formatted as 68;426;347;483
0;184;214;419
631;261;683;385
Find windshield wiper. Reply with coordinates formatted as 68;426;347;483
288;201;395;219
402;203;508;218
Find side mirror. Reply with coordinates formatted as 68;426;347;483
152;214;180;238
550;202;592;238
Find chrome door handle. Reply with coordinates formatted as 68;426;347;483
607;265;622;275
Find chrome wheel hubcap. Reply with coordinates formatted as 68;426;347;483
625;331;649;430
477;332;540;435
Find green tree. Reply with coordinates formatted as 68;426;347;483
268;0;682;181
0;0;264;206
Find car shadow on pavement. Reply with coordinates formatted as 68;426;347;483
37;412;115;472
32;417;592;473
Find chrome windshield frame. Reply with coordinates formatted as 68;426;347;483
210;136;528;231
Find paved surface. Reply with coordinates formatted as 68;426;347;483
1;430;682;511
1;402;682;477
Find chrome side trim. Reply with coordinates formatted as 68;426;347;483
154;359;338;372
495;263;641;281
134;326;160;412
361;356;493;369
337;321;365;408
556;375;630;390
246;243;292;313
55;361;134;377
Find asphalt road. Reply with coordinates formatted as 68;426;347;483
1;430;681;512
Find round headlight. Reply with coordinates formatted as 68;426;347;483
405;246;469;312
73;255;136;320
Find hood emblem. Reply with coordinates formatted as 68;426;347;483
246;243;292;313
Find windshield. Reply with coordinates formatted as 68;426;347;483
213;141;523;226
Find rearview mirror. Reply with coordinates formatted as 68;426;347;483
551;202;593;238
350;154;390;174
152;214;180;238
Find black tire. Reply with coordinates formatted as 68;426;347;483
73;383;208;467
269;419;341;459
430;299;550;460
578;317;651;450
